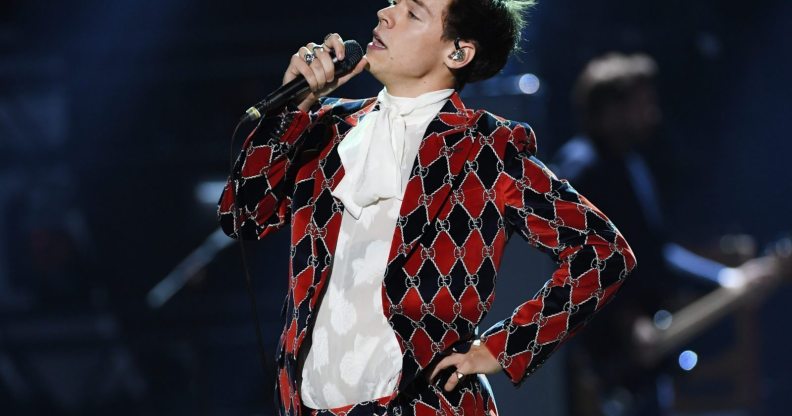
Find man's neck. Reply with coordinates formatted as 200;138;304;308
384;79;455;98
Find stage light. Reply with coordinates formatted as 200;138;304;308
196;181;226;205
518;73;541;95
678;350;698;371
652;309;672;330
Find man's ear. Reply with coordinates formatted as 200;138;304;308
445;39;476;70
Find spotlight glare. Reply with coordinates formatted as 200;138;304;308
653;309;673;330
678;350;698;371
518;73;540;95
196;181;226;205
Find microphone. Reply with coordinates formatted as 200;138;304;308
243;40;364;122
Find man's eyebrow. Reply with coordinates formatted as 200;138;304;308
410;0;433;16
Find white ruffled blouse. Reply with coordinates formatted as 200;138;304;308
299;87;454;409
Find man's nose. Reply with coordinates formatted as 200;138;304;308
376;7;393;28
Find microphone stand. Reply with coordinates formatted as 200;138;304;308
146;227;233;309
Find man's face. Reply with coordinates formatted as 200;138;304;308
366;0;454;88
599;83;663;149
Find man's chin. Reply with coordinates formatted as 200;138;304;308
365;58;383;78
360;56;395;87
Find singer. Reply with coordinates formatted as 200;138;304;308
218;0;637;415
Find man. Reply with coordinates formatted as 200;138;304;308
551;52;785;416
218;1;637;415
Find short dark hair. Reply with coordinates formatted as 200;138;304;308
573;52;658;123
442;0;537;90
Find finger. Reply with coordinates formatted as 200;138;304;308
429;356;450;382
429;353;462;382
285;50;307;81
444;369;463;392
310;59;327;91
351;55;369;74
290;49;319;90
324;33;345;61
305;43;327;90
313;45;336;84
444;359;473;392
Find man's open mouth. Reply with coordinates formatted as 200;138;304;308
372;31;387;49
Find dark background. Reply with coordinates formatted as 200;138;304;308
1;0;790;414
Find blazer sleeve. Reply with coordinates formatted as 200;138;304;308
217;98;334;240
479;121;638;387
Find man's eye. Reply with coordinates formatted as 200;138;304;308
409;11;419;20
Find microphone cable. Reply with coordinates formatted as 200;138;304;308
228;114;273;398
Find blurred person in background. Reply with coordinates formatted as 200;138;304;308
551;52;790;416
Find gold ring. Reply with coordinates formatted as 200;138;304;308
456;371;464;380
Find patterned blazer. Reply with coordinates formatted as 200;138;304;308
218;92;637;416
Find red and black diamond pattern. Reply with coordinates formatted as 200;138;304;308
218;92;637;415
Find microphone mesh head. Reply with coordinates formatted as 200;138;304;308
336;40;364;74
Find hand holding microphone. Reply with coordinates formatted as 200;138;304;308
244;34;368;121
287;33;368;111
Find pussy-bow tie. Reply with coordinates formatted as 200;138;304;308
331;88;454;219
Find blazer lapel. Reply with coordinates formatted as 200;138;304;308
316;97;378;256
381;91;482;394
385;92;481;268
